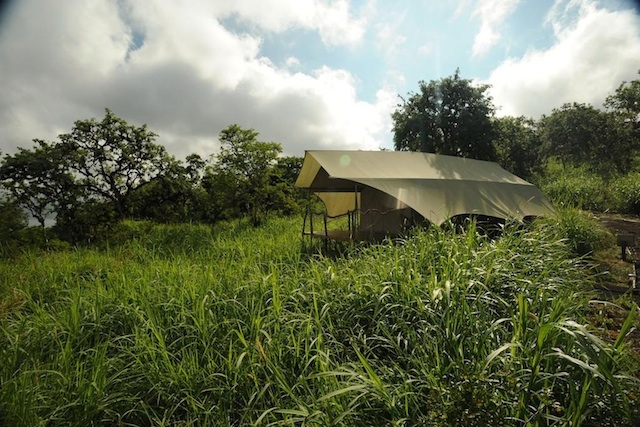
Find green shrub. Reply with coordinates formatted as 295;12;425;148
537;162;609;211
610;173;640;215
0;226;71;257
538;207;614;256
102;220;156;245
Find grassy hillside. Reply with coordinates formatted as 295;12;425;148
1;215;639;426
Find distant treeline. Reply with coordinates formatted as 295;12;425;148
1;69;639;245
0;117;304;245
393;69;640;180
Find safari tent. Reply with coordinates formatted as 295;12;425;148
295;150;555;242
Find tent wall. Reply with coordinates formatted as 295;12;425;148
359;187;421;240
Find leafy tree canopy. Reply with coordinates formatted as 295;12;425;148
0;140;76;229
0;109;175;240
605;70;640;145
58;109;172;217
392;69;496;160
539;103;632;175
0;192;28;240
210;124;283;225
215;125;281;180
492;116;540;180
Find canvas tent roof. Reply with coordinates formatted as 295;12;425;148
295;150;555;225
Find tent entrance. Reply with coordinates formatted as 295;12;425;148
302;187;361;245
301;186;426;244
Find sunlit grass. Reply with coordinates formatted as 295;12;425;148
0;215;638;426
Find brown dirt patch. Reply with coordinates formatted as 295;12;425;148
596;213;640;239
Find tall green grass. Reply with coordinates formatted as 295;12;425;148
0;216;638;426
539;207;614;256
537;160;640;215
611;173;640;215
537;162;608;211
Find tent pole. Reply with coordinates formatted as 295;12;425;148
302;190;308;237
353;185;359;242
324;212;328;252
309;191;314;245
302;190;309;249
324;211;328;237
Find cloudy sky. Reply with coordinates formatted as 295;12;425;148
1;0;639;159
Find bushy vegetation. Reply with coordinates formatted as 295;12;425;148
546;208;614;256
610;173;640;215
537;162;640;215
1;215;638;426
537;162;608;212
0;115;304;245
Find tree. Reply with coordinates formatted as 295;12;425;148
0;193;28;241
605;71;640;148
392;69;496;160
129;157;208;223
492;116;541;179
1;109;174;242
272;156;303;186
202;166;241;222
268;156;304;215
539;103;632;175
184;153;207;185
209;124;282;225
58;109;172;218
0;141;77;230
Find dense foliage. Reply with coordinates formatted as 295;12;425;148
392;69;496;160
0;114;304;244
492;116;540;179
539;103;632;175
0;215;638;426
537;161;640;215
0;193;27;242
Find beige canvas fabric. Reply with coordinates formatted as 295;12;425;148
295;150;555;226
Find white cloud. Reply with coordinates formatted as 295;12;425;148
0;0;392;159
214;0;371;47
374;22;408;58
0;0;131;151
285;56;301;68
471;0;521;57
124;1;264;89
453;0;474;19
418;42;435;56
487;0;640;117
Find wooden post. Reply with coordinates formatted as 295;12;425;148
308;190;313;242
323;212;328;252
617;234;634;262
302;190;308;237
354;185;359;241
